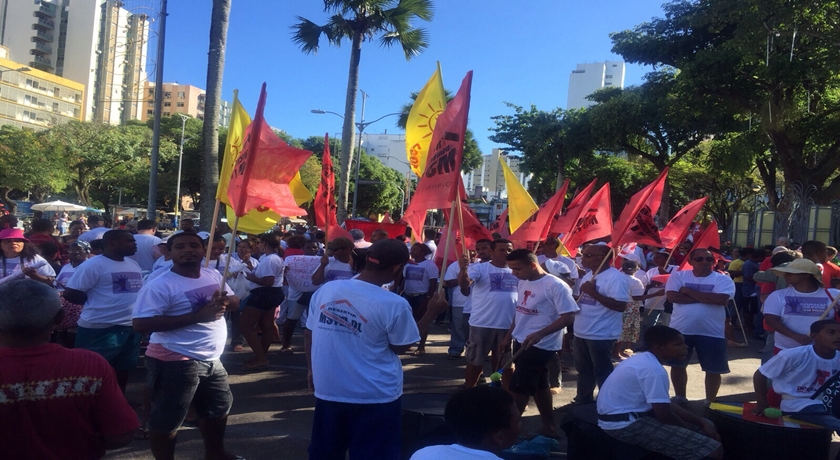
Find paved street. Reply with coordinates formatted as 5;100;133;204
106;325;811;459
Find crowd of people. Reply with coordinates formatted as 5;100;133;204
1;210;840;460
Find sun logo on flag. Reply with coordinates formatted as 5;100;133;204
416;100;444;139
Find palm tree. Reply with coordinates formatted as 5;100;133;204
292;0;433;222
200;0;231;230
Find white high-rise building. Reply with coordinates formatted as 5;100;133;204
0;0;150;123
359;132;411;176
566;61;625;110
463;148;530;200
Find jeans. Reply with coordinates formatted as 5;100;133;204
573;336;615;403
790;404;840;433
448;307;468;356
309;397;402;460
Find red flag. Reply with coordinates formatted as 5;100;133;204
344;220;407;240
660;197;709;249
227;84;312;217
678;221;721;270
564;183;612;256
381;211;394;224
551;179;597;236
314;133;337;229
435;203;493;269
611;168;668;248
487;207;510;238
403;71;472;215
510;179;569;251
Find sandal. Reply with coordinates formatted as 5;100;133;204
231;344;244;352
412;349;426;356
133;426;149;440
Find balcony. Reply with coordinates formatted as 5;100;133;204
37;3;57;18
30;55;53;71
33;17;55;30
32;30;54;42
30;42;52;55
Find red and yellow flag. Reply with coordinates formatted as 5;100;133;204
406;62;446;177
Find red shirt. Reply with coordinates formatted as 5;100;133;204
821;261;840;289
0;344;139;460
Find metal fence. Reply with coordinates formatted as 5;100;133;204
729;204;840;248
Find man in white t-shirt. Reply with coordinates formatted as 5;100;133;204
305;239;448;459
597;326;723;460
127;219;162;273
423;228;438;261
312;237;355;286
458;239;518;388
444;247;479;359
503;249;578;437
573;243;631;403
640;250;675;334
132;231;241;460
762;258;840;352
538;236;580;289
76;215;109;243
279;241;321;352
409;386;521;460
665;248;736;403
64;230;142;393
753;320;840;432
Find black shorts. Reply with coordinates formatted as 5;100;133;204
246;287;285;311
510;341;556;396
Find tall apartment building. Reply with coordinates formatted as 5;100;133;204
141;82;232;127
463;148;530;200
359;132;410;176
0;0;150;123
566;61;625;110
0;46;84;130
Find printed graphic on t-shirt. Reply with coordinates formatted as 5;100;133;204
56;272;72;287
405;266;425;281
185;284;218;313
797;369;839;394
685;283;714;293
0;376;103;404
489;273;518;292
2;261;19;275
784;296;828;316
316;299;368;335
111;272;142;293
578;293;596;306
326;270;353;282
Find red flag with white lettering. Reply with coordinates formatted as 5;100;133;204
563;183;612;256
611;168;668;248
551;179;597;236
314;133;337;229
510;179;569;251
660;197;709;249
227;84;312;217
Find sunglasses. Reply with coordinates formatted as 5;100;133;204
693;257;715;262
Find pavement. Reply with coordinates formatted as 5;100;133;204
105;325;832;460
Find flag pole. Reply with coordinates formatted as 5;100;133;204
437;202;457;295
204;199;222;267
219;214;240;291
455;194;467;256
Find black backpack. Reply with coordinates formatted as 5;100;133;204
809;369;840;418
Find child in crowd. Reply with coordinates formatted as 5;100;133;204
597;326;723;460
752;319;840;431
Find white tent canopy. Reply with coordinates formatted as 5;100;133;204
30;200;87;212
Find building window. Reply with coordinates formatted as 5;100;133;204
23;110;36;121
147;100;153;105
54;87;60;97
148;88;154;96
25;95;38;105
164;91;171;99
52;102;59;112
26;79;39;90
147;110;153;116
164;102;171;107
163;112;170;116
178;91;185;99
176;102;184;107
73;107;80;118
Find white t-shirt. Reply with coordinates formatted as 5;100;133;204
151;257;173;273
445;261;470;309
763;287;840;350
575;267;631;340
597;352;672;430
627;274;646;298
0;254;55;279
665;270;735;338
67;255;143;328
540;254;580;293
76;227;109;242
322;258;354;283
424;240;437;261
644;265;674;311
403;259;439;295
55;263;76;292
410;444;502;460
134;268;232;361
512;275;579;351
306;279;420;404
250;253;284;289
127;233;161;272
467;262;518;329
759;346;840;413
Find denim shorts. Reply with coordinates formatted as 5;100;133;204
75;325;141;371
667;334;730;374
145;357;233;433
510;341;555;396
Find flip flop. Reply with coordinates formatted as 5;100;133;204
412;349;426;356
241;362;269;372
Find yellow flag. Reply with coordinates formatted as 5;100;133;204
405;62;446;176
218;91;309;234
500;158;538;232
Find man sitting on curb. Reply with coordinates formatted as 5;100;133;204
597;326;723;460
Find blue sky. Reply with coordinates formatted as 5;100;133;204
159;1;667;155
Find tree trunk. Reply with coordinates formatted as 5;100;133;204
199;0;231;230
555;152;565;192
337;31;363;223
0;188;16;215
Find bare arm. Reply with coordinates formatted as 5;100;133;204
133;294;228;334
580;279;628;312
390;291;449;354
764;314;811;345
457;255;472;296
679;286;730;306
245;272;274;287
311;254;329;286
62;287;87;306
520;312;576;349
752;368;770;414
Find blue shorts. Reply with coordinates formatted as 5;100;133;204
309;397;401;459
75;325;141;371
667;334;729;374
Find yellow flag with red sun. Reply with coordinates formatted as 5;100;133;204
405;62;446;177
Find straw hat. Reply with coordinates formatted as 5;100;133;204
771;259;823;286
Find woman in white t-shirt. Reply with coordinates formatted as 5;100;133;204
240;234;286;371
0;228;55;286
615;258;647;360
400;243;439;356
54;240;91;347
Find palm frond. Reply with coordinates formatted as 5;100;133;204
291;17;329;54
325;14;354;45
388;0;433;22
379;27;428;60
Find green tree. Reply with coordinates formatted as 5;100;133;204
292;0;433;222
611;0;840;211
396;89;483;174
353;152;406;218
0;125;69;213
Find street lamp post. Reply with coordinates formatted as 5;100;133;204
173;114;189;228
0;66;32;79
311;98;404;218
